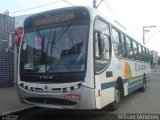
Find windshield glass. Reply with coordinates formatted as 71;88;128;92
20;23;88;74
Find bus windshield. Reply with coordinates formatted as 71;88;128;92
20;23;89;74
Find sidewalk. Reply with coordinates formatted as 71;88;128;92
0;87;32;115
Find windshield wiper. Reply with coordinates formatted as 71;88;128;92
41;34;46;64
55;23;72;43
35;28;46;64
50;31;56;55
50;23;72;53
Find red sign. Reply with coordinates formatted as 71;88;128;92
64;94;80;101
17;27;23;46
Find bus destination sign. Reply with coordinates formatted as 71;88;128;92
33;12;75;26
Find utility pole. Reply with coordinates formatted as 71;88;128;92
143;26;157;44
93;0;104;8
93;0;97;8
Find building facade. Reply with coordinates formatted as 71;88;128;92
0;14;15;87
150;50;159;64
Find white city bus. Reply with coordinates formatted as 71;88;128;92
17;6;151;111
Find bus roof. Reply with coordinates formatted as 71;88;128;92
23;6;147;49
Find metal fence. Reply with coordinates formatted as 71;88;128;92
0;14;15;87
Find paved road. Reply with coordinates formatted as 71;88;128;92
2;72;160;120
116;72;160;113
0;87;31;114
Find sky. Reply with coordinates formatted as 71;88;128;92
1;0;160;54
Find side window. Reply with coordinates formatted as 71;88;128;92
144;48;148;62
146;49;150;62
94;19;111;73
142;47;144;61
120;33;126;58
95;32;105;58
132;41;138;60
125;36;133;59
138;44;142;60
112;28;123;57
145;49;147;62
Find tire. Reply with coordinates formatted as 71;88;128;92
139;75;146;92
109;84;121;111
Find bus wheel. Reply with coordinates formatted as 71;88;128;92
109;84;120;111
139;76;146;92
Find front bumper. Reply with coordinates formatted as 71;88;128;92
17;82;96;109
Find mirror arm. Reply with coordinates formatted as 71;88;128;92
8;48;17;55
0;39;17;55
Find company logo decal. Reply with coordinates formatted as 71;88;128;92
124;62;132;78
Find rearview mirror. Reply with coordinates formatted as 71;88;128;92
8;33;13;49
7;32;17;54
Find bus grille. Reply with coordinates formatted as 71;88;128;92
20;83;82;93
25;97;77;106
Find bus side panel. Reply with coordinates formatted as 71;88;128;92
128;61;151;94
119;59;151;95
95;77;115;109
114;56;151;96
114;57;129;96
95;58;115;109
146;73;151;83
79;87;96;109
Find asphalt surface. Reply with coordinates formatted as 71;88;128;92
116;72;160;113
0;87;31;114
1;72;160;120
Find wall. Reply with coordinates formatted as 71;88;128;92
0;14;15;87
